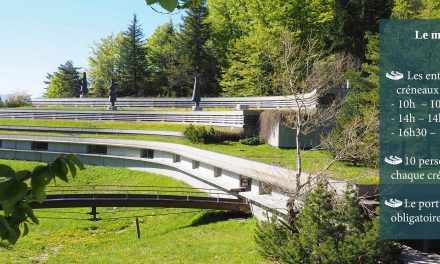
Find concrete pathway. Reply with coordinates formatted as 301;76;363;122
401;245;440;264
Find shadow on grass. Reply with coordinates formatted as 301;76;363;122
199;141;235;146
0;241;12;250
338;160;370;168
188;211;251;228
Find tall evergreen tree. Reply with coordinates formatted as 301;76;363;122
255;181;401;263
44;60;82;98
175;1;220;96
331;0;393;59
118;14;151;97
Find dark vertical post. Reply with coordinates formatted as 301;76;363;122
135;217;141;239
80;72;88;98
91;206;98;221
191;76;202;111
87;206;100;221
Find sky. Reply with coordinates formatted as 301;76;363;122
0;0;182;98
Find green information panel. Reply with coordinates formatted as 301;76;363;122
380;20;440;239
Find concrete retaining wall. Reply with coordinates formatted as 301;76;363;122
0;133;356;219
267;121;330;149
0;110;260;134
0;134;300;219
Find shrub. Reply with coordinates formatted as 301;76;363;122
255;181;401;263
4;92;31;108
215;130;243;142
184;125;243;144
184;125;217;144
239;136;263;146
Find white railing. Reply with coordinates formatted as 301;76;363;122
31;90;319;109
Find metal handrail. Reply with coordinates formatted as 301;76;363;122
44;185;230;198
45;189;213;195
45;184;220;191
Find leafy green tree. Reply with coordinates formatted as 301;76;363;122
88;33;123;97
255;181;401;263
44;61;82;98
118;14;151;97
419;0;440;18
220;29;275;96
212;0;280;96
209;0;334;96
174;0;220;96
44;73;63;98
204;0;245;70
285;0;334;46
391;0;440;18
147;22;180;96
391;0;423;18
147;21;190;97
0;155;84;244
146;0;203;12
207;0;267;96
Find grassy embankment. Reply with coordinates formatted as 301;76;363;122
0;119;378;184
0;119;192;131
0;159;265;264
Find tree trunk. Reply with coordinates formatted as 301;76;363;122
296;125;302;193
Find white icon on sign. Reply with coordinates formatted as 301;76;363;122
384;156;403;165
384;199;403;208
386;71;404;80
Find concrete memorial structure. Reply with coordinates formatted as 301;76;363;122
79;72;88;98
108;80;117;111
0;133;352;220
191;76;202;111
267;122;329;149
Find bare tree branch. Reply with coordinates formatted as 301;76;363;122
266;31;362;221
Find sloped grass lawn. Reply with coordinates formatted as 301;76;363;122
15;106;235;111
0;119;192;132
0;119;240;134
0;160;265;264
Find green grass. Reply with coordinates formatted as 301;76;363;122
0;119;194;132
14;106;236;111
0;129;378;184
0;159;266;264
0;119;243;133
